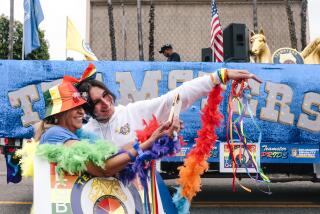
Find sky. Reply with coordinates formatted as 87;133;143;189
0;0;319;60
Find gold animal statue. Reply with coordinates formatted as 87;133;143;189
250;29;272;63
301;37;320;64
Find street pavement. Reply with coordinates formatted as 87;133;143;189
1;156;320;214
167;177;320;213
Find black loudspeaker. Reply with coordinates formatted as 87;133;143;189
223;23;249;62
201;48;213;62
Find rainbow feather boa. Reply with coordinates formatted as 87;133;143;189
173;86;223;213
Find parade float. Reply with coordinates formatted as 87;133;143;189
0;59;320;213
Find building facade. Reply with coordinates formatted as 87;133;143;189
86;0;308;61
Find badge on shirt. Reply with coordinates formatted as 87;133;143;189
116;123;130;135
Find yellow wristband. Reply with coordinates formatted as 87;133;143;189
221;68;227;84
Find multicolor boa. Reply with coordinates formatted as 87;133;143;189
173;86;223;213
16;139;118;178
119;116;183;187
17;123;182;182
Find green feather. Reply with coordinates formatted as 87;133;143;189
36;140;118;176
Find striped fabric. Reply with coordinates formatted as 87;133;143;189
63;63;97;85
44;80;86;118
150;161;159;214
210;0;224;62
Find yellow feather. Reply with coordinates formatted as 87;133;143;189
15;140;39;178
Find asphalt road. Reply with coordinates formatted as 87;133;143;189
1;156;320;214
167;178;320;213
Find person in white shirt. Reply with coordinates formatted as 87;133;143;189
77;68;260;148
75;66;260;213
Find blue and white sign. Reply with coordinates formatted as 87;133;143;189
1;61;320;164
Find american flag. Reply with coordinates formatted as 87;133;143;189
210;0;224;62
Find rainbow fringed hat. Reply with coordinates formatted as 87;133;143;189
43;80;87;118
43;64;97;118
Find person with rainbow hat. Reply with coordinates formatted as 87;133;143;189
34;78;178;176
18;76;181;178
15;66;185;214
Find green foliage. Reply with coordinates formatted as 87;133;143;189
0;14;49;60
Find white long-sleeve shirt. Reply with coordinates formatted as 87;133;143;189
83;72;221;148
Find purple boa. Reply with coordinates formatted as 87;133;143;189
119;135;181;186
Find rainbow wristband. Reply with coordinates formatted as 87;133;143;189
217;69;224;84
221;68;227;84
218;68;228;85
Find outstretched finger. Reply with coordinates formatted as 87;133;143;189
239;73;262;83
250;74;262;83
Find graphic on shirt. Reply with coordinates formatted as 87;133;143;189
116;123;130;135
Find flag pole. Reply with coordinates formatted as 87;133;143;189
22;9;25;60
8;0;14;59
65;16;68;60
22;0;25;60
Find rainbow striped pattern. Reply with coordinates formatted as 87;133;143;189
150;161;159;214
63;63;97;85
43;80;86;118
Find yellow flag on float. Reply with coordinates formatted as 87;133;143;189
66;17;98;61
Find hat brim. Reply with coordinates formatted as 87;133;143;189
45;98;86;119
44;81;87;119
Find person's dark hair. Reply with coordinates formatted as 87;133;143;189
159;44;173;53
76;79;116;118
